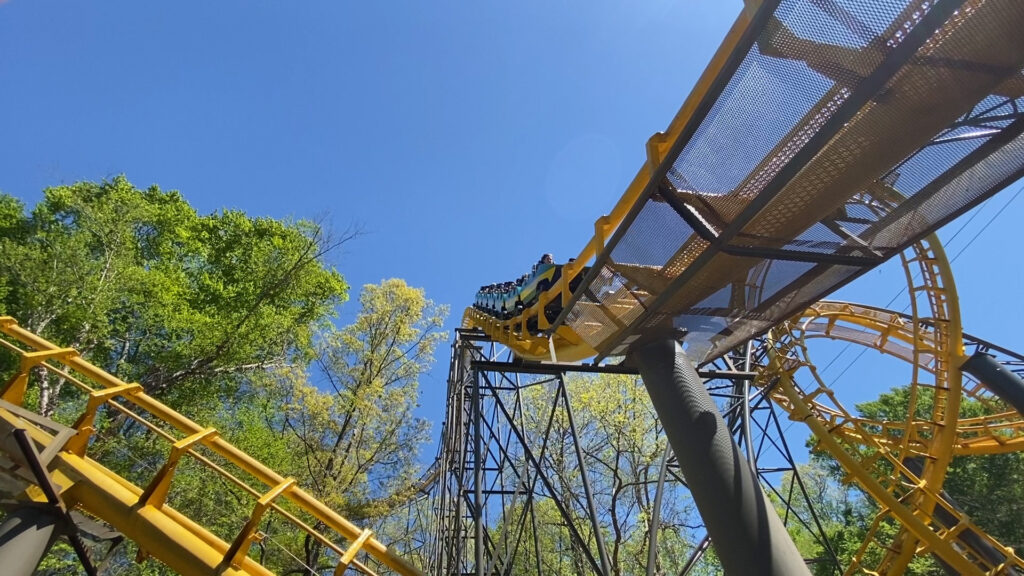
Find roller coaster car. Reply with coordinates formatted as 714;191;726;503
516;263;560;309
473;264;588;327
482;264;560;319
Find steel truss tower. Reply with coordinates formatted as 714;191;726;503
426;329;840;575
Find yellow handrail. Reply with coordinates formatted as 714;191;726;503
0;316;421;576
462;3;759;361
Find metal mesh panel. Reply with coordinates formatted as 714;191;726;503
728;92;1024;255
678;258;817;314
565;265;646;350
781;263;862;314
610;199;697;271
743;259;817;308
576;195;704;352
666;0;913;225
885;93;1024;196
691;284;733;312
690;263;864;362
738;1;1024;254
680;317;777;364
641;0;1024;362
891;136;993;198
653;252;754;316
663;236;711;278
541;0;1024;364
871;127;1024;249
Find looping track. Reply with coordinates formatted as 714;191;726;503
778;300;1024;457
758;234;1023;575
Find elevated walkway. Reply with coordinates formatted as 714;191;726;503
466;0;1024;366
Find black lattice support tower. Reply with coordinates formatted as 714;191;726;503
426;330;842;575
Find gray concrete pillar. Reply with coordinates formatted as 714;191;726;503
960;351;1024;417
0;505;63;576
629;339;810;576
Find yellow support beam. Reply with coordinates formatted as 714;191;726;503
0;318;424;576
0;347;78;405
335;528;375;575
138;427;219;509
66;382;143;456
224;478;296;569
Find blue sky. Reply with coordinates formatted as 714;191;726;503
3;1;1023;454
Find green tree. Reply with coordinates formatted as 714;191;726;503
0;177;371;576
273;279;446;573
0;176;349;416
803;385;1024;574
79;278;449;576
766;462;874;576
505;373;700;576
856;387;1024;552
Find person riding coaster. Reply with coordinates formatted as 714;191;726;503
473;254;586;329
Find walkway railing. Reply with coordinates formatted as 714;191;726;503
0;316;422;576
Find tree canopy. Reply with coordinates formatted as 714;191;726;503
273;278;446;572
0;176;348;414
792;385;1024;575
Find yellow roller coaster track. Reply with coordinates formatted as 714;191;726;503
459;1;1024;565
0;317;422;576
760;234;1024;575
460;0;762;363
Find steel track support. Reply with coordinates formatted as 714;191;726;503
560;376;612;576
629;339;810;576
741;342;755;469
472;369;485;576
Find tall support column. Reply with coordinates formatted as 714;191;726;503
0;506;62;576
741;341;756;468
473;369;485;576
629;339;810;576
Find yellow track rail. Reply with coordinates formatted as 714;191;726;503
460;2;761;362
0;317;422;576
760;236;1024;575
459;1;1024;571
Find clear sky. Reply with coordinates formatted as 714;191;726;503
3;1;1023;455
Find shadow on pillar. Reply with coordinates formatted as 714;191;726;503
0;505;63;576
